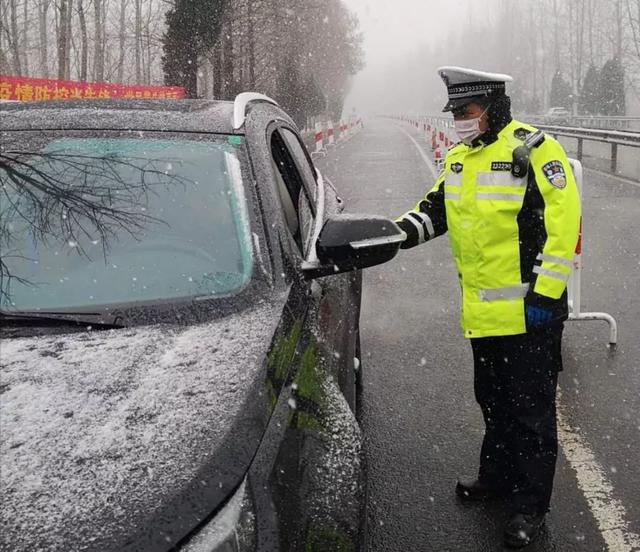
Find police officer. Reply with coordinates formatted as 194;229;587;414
396;67;581;548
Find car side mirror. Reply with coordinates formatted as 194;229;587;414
302;214;406;279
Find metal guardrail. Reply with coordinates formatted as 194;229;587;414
535;124;640;174
522;114;640;132
418;115;640;176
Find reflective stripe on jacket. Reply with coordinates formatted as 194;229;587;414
398;119;581;338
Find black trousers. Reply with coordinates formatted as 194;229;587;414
470;324;563;515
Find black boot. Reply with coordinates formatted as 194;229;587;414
455;478;503;501
503;513;546;548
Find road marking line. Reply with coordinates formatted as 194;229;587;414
556;389;640;552
395;124;440;180
399;121;640;551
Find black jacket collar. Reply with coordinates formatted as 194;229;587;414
471;116;513;147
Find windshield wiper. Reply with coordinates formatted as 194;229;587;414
0;310;125;329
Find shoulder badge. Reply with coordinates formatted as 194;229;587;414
514;127;545;148
451;162;463;173
542;160;567;189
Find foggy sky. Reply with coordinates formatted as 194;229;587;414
342;0;503;117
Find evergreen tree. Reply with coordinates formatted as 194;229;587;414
303;75;327;120
598;57;626;116
277;64;326;129
162;0;199;97
549;70;572;109
579;63;600;115
278;56;306;128
162;0;229;98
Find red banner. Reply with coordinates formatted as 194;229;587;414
0;75;185;102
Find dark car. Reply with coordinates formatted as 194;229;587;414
0;96;405;552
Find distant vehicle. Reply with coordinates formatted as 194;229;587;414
544;106;571;125
0;95;406;552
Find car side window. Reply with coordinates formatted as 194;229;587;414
279;128;318;202
270;130;315;256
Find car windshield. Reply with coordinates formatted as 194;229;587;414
0;132;253;312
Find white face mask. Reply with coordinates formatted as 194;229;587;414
454;107;489;145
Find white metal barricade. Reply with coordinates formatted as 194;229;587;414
567;159;618;346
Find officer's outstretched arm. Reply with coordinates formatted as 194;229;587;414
395;171;448;249
529;139;581;299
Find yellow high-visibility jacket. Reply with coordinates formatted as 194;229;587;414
398;119;581;338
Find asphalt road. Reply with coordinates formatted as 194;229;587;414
315;119;640;552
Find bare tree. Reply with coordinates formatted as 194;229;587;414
212;45;222;98
65;0;73;79
0;3;12;73
134;0;141;82
93;0;104;80
56;0;67;78
615;0;624;58
38;0;51;78
55;0;73;79
627;0;640;58
116;0;126;82
21;0;30;76
77;0;88;81
221;16;234;99
247;0;256;88
9;0;22;75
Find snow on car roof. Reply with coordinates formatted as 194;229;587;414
0;99;237;134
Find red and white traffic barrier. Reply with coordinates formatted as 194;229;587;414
566;159;617;346
306;115;364;155
314;122;324;155
345;118;363;137
327;120;335;146
433;144;443;170
340;120;348;140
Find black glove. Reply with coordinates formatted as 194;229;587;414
396;218;419;249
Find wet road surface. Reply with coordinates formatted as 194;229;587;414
316;118;640;552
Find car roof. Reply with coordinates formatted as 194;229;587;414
0;99;242;134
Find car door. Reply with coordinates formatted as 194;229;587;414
263;123;364;551
275;125;362;411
